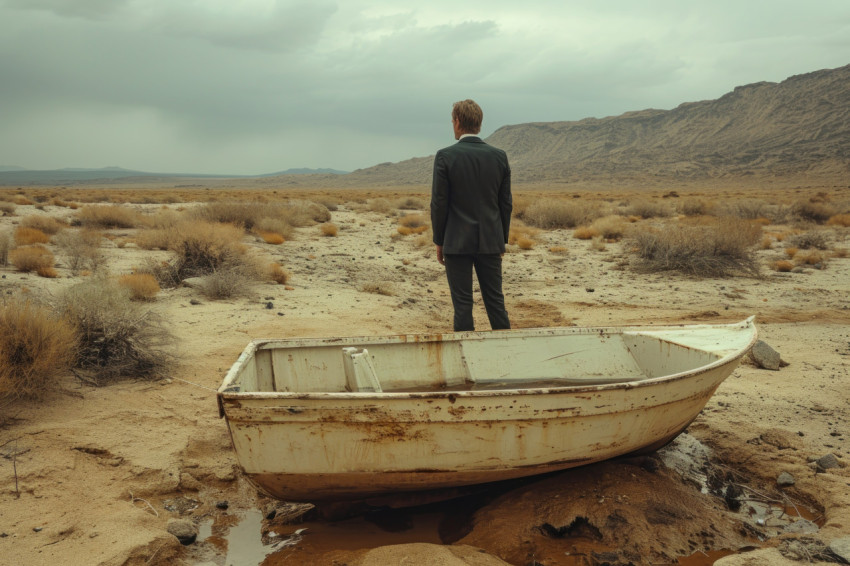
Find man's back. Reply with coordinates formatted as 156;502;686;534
431;137;511;255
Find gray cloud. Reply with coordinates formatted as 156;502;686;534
0;0;848;174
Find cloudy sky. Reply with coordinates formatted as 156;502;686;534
1;1;848;175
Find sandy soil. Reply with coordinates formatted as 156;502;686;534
1;188;848;566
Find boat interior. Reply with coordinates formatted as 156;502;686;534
226;329;730;394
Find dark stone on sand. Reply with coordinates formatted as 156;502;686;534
166;518;198;545
189;298;202;305
265;301;274;309
750;340;782;370
215;500;229;510
816;453;840;472
777;471;796;486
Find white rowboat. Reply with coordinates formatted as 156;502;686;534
218;317;757;502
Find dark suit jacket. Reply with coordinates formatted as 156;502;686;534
430;137;512;254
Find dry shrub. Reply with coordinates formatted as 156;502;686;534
721;199;773;220
573;226;599;240
522;199;605;229
54;229;104;273
10;245;54;273
0;229;11;266
399;214;428;228
0;202;16;216
395;196;426;210
255;217;294;240
793;200;837;224
590;215;628;240
796;251;825;266
772;260;795;272
397;215;429;236
787;231;830;250
832;247;848;258
197;268;253;299
0;299;77;401
784;247;798;258
590;236;607;251
141;208;182;229
516;235;535;250
134;228;171;250
625;199;673;219
58;277;176;383
15;226;50;245
512;196;531;218
826;214;850;227
192;201;268;229
284;200;331;225
509;222;541;245
628;219;761;277
549;246;568;255
166;220;246;280
320;223;338;237
22;215;67;234
679;199;715;216
413;233;431;248
77;205;139;228
749;218;771;226
118;273;160;301
37;266;59;278
258;231;285;244
268;263;290;284
367;198;394;214
13;195;34;205
760;236;773;250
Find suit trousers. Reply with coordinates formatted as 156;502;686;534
444;254;510;332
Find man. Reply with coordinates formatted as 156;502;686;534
430;99;512;332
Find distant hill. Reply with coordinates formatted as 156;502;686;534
340;64;850;185
0;166;26;172
260;167;348;176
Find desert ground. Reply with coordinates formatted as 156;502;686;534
0;182;849;566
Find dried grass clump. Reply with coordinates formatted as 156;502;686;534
118;273;160;301
772;260;795;272
134;228;171;250
0;299;77;401
77;205;139;228
397;214;429;235
395;197;426;210
166;220;247;280
793;200;837;224
268;263;290;284
320;223;338;237
254;217;294;240
258;231;285;244
786;231;830;250
516;235;535;250
625;199;673;219
13;195;34;205
522;199;605;229
285;200;331;225
784;247;798;258
0;229;11;266
10;245;55;274
591;215;628;240
549;246;569;255
796;251;825;266
628;219;761;277
58;277;176;384
826;213;850;227
192;201;268;230
22;215;67;235
679;199;715;217
721;199;773;220
367;198;394;214
197;268;253;299
0;202;16;215
15;226;50;245
54;229;104;273
509;222;540;249
573;226;599;240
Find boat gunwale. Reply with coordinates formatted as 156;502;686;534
217;317;757;405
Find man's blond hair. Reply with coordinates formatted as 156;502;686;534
452;99;483;134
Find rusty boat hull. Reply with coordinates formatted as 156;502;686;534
218;318;757;502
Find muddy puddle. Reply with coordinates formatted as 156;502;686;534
186;435;823;565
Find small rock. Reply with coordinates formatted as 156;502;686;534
750;340;782;370
32;527;43;533
783;519;819;534
215;501;229;510
816;453;841;472
265;302;274;309
166;518;198;546
777;472;796;487
829;537;850;563
585;288;595;293
189;298;202;305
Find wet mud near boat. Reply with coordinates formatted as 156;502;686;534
186;434;825;565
